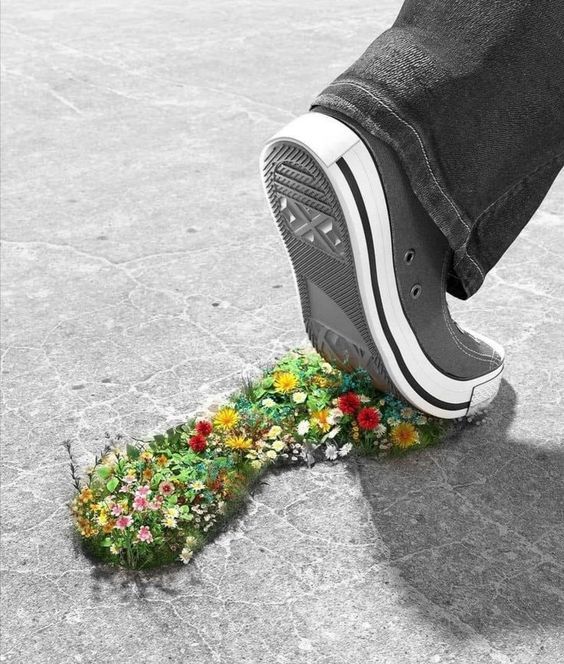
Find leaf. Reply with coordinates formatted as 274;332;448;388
102;538;113;547
106;477;119;492
96;466;111;479
126;443;140;460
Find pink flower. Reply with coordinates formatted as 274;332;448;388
114;515;133;530
137;526;153;543
122;475;135;484
147;501;161;511
133;496;149;511
110;503;123;516
158;480;175;496
135;485;151;497
119;484;131;493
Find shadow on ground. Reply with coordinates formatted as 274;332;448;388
354;378;564;633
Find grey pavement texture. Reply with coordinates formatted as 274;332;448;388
1;1;563;663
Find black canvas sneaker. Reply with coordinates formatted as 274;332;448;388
259;109;504;419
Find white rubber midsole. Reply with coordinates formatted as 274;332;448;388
261;113;504;418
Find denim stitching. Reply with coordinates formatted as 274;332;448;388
440;251;494;365
474;150;564;225
324;81;486;281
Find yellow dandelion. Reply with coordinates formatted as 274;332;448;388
224;434;253;450
213;406;240;431
310;409;331;433
390;423;419;449
273;372;299;393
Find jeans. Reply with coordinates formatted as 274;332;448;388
310;0;564;299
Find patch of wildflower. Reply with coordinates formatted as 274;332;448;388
68;347;450;570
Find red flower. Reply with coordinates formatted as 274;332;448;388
189;434;207;453
337;391;362;414
195;419;213;436
357;407;381;430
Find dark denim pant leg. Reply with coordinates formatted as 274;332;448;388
310;0;564;299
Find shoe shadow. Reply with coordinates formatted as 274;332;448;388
352;378;564;633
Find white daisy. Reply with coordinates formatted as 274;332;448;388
297;420;310;436
324;445;338;460
339;442;353;457
292;391;307;404
262;398;276;408
179;547;193;564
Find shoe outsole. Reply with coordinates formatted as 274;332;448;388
261;140;402;399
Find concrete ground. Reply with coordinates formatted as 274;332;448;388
1;1;563;662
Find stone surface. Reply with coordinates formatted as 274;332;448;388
1;1;563;663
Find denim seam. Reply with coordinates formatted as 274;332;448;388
322;80;486;281
473;150;564;227
440;251;494;366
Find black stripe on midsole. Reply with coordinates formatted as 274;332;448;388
336;156;469;411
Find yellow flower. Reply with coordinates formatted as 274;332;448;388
311;375;330;388
140;450;153;461
225;435;253;450
273;372;299;393
310;409;331;433
156;454;170;467
271;440;285;452
266;425;282;439
97;510;109;526
213;407;240;431
109;544;121;555
390;423;419;449
142;468;154;482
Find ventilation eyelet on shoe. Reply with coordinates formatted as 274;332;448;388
404;249;415;264
410;284;422;299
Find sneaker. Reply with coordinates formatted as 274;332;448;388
259;109;504;419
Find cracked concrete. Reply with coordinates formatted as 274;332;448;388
1;1;563;662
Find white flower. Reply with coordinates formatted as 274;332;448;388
267;425;282;439
320;362;333;374
265;449;277;459
190;480;206;491
416;415;427;425
271;440;285;452
297;420;310;436
339;442;353;457
321;426;341;443
358;394;371;403
324;445;338;460
327;408;343;424
250;459;263;470
179;547;193;564
375;424;387;437
262;398;276;408
401;407;415;418
109;544;121;555
292;391;307;404
185;535;198;548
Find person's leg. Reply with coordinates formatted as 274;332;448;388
310;0;564;299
